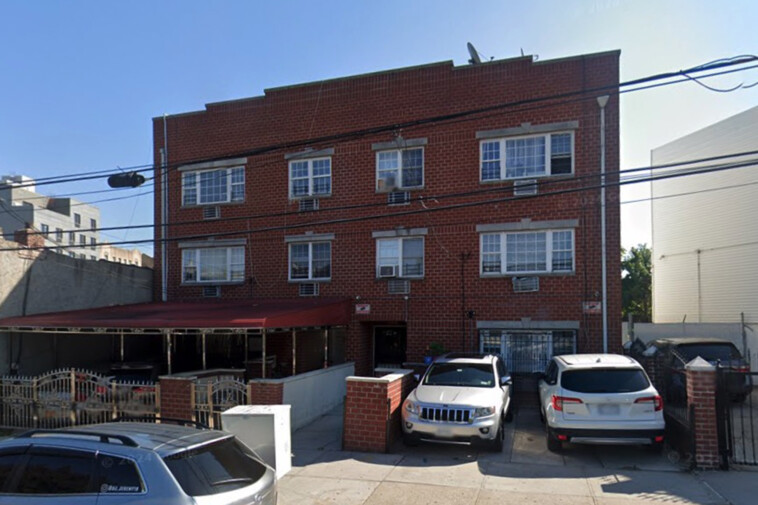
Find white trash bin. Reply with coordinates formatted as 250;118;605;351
221;404;292;478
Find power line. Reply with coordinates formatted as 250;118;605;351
3;55;757;196
2;153;755;253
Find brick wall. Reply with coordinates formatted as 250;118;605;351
153;51;622;376
158;377;194;420
343;370;413;452
685;361;720;469
248;380;284;405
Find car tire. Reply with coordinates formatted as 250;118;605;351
402;432;420;447
489;416;505;452
546;427;562;452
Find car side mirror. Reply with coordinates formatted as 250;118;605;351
413;374;420;383
500;375;512;387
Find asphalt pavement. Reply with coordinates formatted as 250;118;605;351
279;405;758;505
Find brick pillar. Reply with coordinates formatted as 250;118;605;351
343;370;413;453
159;377;194;421
248;380;284;404
685;358;720;469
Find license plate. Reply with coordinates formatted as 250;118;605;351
598;404;620;415
436;427;453;438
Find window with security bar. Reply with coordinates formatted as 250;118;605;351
376;237;424;278
478;330;576;373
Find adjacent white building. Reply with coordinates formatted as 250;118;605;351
650;106;758;324
0;174;101;260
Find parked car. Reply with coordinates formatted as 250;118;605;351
538;354;665;452
647;338;753;402
0;421;277;504
401;352;513;451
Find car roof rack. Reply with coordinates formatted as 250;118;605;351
18;429;138;447
113;415;211;430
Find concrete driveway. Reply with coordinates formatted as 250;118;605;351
279;405;755;505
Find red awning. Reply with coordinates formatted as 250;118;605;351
0;298;351;332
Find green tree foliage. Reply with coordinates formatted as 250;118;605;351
621;244;652;322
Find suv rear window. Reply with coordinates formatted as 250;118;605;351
423;363;495;387
677;344;741;362
164;437;266;496
561;368;650;393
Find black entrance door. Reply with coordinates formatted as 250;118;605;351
374;326;407;368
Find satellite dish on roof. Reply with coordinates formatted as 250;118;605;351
467;42;482;64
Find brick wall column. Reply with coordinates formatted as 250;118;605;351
159;376;195;421
248;380;284;404
685;358;719;469
343;369;413;453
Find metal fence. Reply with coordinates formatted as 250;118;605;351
193;376;248;429
717;369;757;467
0;368;159;429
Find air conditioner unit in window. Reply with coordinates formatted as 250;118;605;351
512;276;539;293
513;179;537;196
387;191;410;205
202;286;221;298
299;283;319;296
299;198;319;212
203;206;221;220
378;265;398;278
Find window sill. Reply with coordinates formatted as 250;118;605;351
288;279;331;283
375;277;424;281
479;173;575;184
180;200;246;208
289;194;331;201
181;281;245;286
480;271;575;278
375;186;424;194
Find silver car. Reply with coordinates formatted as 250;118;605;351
401;353;513;451
0;422;277;504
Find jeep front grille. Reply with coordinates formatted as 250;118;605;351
420;406;472;423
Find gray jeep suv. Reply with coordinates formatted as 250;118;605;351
0;422;277;504
401;353;513;451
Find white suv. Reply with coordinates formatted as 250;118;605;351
538;354;665;452
401;353;513;451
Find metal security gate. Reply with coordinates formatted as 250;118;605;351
193;376;248;429
0;369;159;429
718;368;757;466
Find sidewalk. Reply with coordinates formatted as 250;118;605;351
278;405;757;505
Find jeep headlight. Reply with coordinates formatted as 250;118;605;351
474;406;496;418
404;399;420;415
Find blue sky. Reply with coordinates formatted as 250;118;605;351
1;0;757;255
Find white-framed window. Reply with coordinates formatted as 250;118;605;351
182;246;245;283
40;223;49;237
289;241;331;281
480;229;574;275
182;166;245;206
376;147;424;191
480;132;573;181
376;237;424;278
289;157;331;198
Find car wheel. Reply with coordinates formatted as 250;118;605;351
489;416;504;452
402;432;420;447
546;427;562;452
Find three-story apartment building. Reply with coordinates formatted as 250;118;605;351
153;51;621;376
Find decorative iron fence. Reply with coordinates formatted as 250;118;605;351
717;368;757;467
0;368;159;429
193;376;248;429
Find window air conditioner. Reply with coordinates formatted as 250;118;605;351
378;265;398;278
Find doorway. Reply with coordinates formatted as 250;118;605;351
373;326;407;368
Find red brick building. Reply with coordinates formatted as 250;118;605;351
152;50;621;377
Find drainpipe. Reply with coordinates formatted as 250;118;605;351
161;115;168;302
597;95;609;353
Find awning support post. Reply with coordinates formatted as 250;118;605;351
323;328;329;368
261;329;267;379
165;330;172;375
120;332;125;362
292;330;297;376
201;332;207;370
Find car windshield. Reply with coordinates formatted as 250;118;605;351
164;437;266;497
677;344;741;362
423;363;495;387
561;368;650;393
